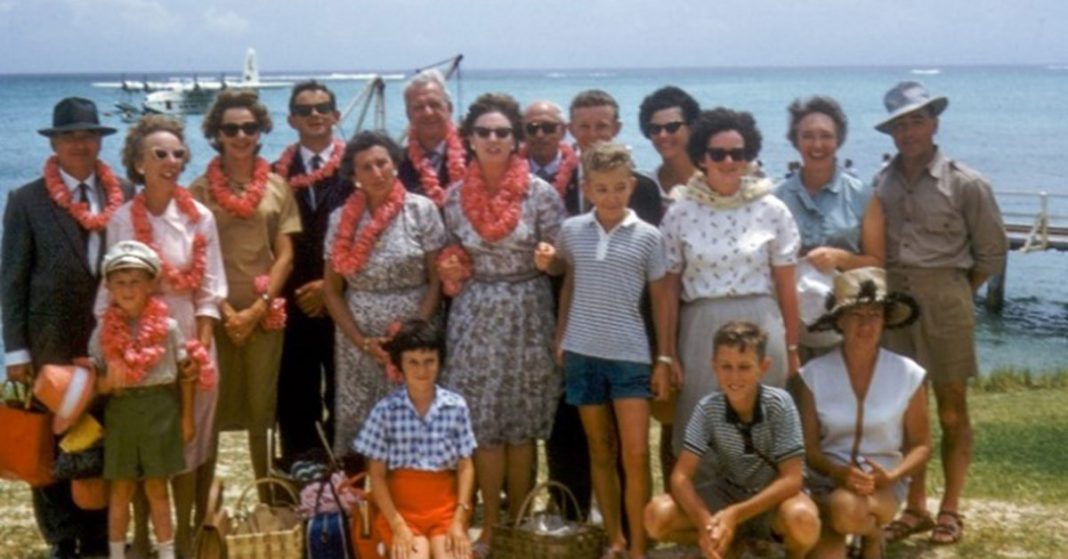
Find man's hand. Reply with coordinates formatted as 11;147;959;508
295;280;325;317
706;506;739;559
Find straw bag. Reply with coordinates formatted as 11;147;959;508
193;478;305;559
493;480;606;559
0;380;55;487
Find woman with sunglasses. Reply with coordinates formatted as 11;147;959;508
660;108;802;467
190;90;301;503
638;86;701;208
437;92;565;557
99;114;227;557
322;131;446;456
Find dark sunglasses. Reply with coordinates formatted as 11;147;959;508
151;148;187;161
473;126;514;140
291;102;335;117
219;122;261;138
706;148;748;162
646;121;685;137
524;122;560;136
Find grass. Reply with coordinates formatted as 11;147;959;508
2;377;1067;558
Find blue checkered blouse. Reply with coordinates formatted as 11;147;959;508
353;386;477;471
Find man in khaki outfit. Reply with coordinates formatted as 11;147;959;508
873;82;1008;547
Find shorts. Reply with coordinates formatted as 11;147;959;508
374;469;458;546
104;385;185;480
564;352;652;406
694;477;777;540
884;268;977;383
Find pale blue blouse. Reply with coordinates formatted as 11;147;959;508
773;167;871;255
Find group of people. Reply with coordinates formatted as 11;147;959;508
2;70;1008;559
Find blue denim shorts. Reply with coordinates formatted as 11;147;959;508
564;351;652;406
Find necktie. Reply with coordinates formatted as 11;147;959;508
535;166;554;183
308;155;322;211
77;183;91;244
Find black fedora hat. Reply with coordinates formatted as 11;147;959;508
38;97;117;137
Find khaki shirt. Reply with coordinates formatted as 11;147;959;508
190;172;302;308
874;149;1008;279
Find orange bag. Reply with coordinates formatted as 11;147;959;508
0;381;55;487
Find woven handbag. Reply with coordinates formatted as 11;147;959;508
226;477;305;559
0;381;54;487
493;480;606;559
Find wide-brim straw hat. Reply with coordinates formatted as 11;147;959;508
37;97;116;137
33;364;97;434
874;81;948;134
810;267;919;332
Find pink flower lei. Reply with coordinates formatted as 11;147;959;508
184;340;217;390
460;155;530;242
253;274;287;331
130;189;208;293
518;142;579;199
206;156;271;219
329;180;407;277
100;296;170;387
43;156;124;231
407;123;466;207
273;139;346;190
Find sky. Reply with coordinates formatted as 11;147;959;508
0;0;1066;73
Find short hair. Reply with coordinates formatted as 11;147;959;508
786;95;849;148
202;89;273;153
404;69;453;109
288;80;336;113
339;130;403;181
524;100;566;122
459;92;525;155
638;86;700;138
581;141;634;175
569;89;619;121
686;108;763;167
121;114;191;184
712;321;768;360
383;319;446;369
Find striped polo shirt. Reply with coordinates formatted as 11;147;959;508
557;210;667;364
682;385;805;491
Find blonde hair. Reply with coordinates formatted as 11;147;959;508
581;141;634;175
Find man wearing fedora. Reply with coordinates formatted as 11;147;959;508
2;97;133;558
871;82;1007;546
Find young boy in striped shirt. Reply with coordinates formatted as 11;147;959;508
534;141;672;559
643;322;819;559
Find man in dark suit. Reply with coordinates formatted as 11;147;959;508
397;69;465;199
2;97;132;558
273;81;353;464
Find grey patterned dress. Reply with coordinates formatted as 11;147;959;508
441;176;566;446
324;192;447;455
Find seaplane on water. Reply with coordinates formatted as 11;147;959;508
93;48;291;119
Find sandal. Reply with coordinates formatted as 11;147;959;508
930;510;964;545
883;508;934;542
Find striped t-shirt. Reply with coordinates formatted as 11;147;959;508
682;385;805;491
557;210;666;364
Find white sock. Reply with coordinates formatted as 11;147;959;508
157;540;176;559
109;541;126;559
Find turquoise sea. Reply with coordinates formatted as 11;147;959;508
0;66;1065;373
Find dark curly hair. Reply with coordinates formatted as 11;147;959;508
686;108;763;167
339;130;403;182
383;319;446;370
638;86;700;138
201;89;273;153
786;95;848;148
121;114;191;184
459;92;524;157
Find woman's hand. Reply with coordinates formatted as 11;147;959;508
390;523;417;559
865;458;893;489
837;464;875;496
368;337;391;367
225;302;265;345
295;279;326;317
651;362;673;402
805;246;847;273
446;516;471;559
533;242;556;272
787;349;801;377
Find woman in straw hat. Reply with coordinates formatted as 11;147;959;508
797;267;930;559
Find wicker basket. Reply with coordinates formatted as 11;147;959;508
226;477;305;559
493;480;606;559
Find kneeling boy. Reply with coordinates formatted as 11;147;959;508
644;322;819;559
353;319;476;559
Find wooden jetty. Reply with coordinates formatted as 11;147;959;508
985;191;1068;311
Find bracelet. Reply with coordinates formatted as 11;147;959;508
259;291;271;303
362;338;371;353
787;344;799;353
656;355;674;365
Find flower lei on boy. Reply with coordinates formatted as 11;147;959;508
329;180;406;277
518;141;579;199
206;156;271;219
130;189;208;292
406;123;466;207
254;274;287;331
272;139;346;190
43;156;124;230
100;297;170;387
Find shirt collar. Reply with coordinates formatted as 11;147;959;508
581;208;639;234
58;167;96;192
389;385;458;418
529;151;562;176
723;384;766;425
300;143;336;170
926;147;948;180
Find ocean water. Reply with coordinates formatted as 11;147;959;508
0;66;1065;373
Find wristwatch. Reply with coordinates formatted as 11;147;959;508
656;355;674;365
